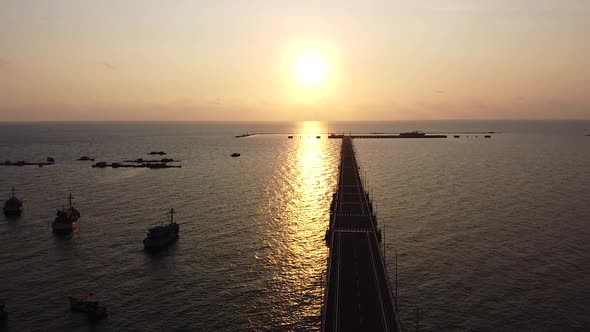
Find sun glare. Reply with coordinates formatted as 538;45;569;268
294;52;329;87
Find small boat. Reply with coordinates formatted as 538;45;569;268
143;208;180;251
454;135;460;138
111;162;121;168
92;161;107;168
3;187;23;216
485;135;491;138
316;136;321;139
69;294;107;321
148;151;167;155
399;131;426;138
47;157;55;163
52;194;81;233
231;153;240;157
0;303;7;322
77;156;95;161
288;136;293;139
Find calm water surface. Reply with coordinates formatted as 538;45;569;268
0;121;589;331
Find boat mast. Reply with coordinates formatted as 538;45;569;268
68;193;73;209
170;208;175;223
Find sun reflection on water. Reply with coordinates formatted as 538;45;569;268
257;121;338;329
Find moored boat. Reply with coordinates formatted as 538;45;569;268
69;294;107;321
143;208;180;251
52;194;80;233
0;303;7;322
230;153;240;157
3;187;23;216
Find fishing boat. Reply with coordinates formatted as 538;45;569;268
143;208;180;251
69;293;107;321
52;194;81;233
3;187;23;216
230;153;240;157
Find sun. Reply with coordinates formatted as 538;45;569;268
293;52;329;87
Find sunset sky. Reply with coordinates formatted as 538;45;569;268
1;0;588;121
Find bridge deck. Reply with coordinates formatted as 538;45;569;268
322;136;401;332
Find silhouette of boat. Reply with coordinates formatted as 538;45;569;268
148;151;167;155
3;187;23;216
143;208;179;251
77;156;94;161
288;136;293;139
0;303;7;322
231;153;240;157
92;161;107;168
47;157;55;163
399;131;426;138
52;194;80;233
69;294;107;321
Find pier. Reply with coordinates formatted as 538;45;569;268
322;136;401;332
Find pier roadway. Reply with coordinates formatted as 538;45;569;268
322;137;401;332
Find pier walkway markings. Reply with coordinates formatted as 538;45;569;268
322;136;401;332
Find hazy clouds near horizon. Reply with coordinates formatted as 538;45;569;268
1;0;589;121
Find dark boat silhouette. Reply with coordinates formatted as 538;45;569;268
69;293;107;321
3;187;23;216
52;194;80;233
143;208;180;251
231;153;240;157
0;303;7;322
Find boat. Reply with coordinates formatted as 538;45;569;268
288;136;293;139
92;162;107;168
111;162;121;168
3;187;23;216
316;136;321;139
47;157;55;163
143;208;180;251
399;131;426;138
52;194;81;233
231;153;240;157
77;156;94;161
69;294;108;321
0;303;7;322
148;151;167;155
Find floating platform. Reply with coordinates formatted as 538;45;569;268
329;134;447;139
92;162;180;169
2;161;55;167
123;158;179;163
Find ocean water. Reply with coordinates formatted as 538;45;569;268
0;121;589;331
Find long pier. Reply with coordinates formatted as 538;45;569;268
322;136;401;332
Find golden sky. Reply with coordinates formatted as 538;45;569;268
1;0;589;121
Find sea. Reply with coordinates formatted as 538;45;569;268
0;121;589;331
